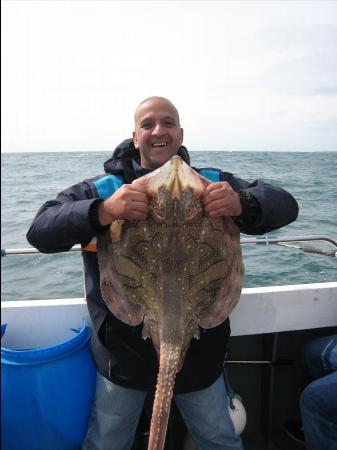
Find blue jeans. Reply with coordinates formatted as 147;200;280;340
82;373;243;450
300;335;337;450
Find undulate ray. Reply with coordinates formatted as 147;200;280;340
97;156;245;450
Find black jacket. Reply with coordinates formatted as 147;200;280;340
27;139;299;393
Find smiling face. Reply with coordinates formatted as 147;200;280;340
133;97;184;169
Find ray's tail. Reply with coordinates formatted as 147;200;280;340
147;342;181;450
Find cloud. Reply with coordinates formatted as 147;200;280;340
303;116;337;133
260;51;337;96
258;22;337;96
259;23;337;52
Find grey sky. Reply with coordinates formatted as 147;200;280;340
2;0;337;152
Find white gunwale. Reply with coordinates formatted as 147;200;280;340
2;282;337;349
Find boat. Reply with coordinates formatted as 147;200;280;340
1;235;337;450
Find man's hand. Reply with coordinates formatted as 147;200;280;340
98;183;149;226
202;182;242;218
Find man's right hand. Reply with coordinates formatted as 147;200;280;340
98;183;149;226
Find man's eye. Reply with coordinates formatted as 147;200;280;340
164;121;175;127
142;123;152;129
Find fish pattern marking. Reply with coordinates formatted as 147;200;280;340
97;155;245;450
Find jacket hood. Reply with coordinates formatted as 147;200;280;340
104;138;191;177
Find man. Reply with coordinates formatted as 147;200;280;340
27;96;299;450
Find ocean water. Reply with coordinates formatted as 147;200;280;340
1;151;336;301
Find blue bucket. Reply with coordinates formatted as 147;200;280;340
1;321;97;450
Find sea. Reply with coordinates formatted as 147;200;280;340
1;151;336;301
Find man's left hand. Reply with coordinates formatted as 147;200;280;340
202;182;242;218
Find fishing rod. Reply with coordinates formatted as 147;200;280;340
1;235;336;257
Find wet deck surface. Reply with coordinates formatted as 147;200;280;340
243;432;305;450
132;430;305;450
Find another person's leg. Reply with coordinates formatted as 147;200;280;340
174;375;243;450
300;370;337;450
303;335;337;379
82;372;146;450
285;335;337;446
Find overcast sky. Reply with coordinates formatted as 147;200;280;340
2;0;337;152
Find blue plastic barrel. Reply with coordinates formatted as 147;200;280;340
1;321;97;450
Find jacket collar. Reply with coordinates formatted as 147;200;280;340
103;138;191;183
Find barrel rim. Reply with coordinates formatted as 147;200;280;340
1;321;92;366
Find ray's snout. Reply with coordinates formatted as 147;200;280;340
169;156;186;199
146;155;206;200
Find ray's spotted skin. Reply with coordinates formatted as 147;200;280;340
97;156;245;450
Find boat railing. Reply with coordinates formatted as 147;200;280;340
2;234;337;257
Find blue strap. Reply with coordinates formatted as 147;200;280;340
94;175;124;200
199;168;221;182
1;323;7;339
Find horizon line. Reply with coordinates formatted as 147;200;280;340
2;149;337;154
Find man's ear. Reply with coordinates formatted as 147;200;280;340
180;128;184;145
132;131;139;149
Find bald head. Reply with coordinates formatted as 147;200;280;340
134;96;181;127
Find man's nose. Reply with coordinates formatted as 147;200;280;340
152;122;165;135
